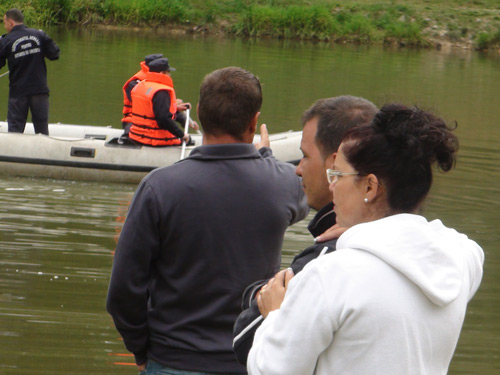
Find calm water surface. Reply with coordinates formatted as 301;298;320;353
0;28;499;374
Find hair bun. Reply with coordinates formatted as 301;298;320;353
372;104;458;172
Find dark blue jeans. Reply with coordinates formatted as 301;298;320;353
144;360;228;375
8;94;49;135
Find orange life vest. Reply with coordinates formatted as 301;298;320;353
121;61;148;123
128;72;180;146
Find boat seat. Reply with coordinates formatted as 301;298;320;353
105;137;142;149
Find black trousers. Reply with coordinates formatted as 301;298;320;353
8;94;50;135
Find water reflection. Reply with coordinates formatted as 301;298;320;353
0;177;135;373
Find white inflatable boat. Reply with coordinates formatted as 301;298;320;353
0;122;302;183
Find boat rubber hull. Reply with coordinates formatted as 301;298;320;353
0;122;302;183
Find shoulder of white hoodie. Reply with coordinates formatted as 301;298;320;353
336;214;484;306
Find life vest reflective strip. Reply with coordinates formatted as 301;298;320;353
121;61;148;122
129;72;180;146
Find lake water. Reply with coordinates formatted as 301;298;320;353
0;27;499;374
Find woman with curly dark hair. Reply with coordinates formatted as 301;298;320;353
248;104;484;375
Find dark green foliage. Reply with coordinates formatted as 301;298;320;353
476;28;500;50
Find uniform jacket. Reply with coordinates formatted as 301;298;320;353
0;24;59;97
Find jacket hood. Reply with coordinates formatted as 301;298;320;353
337;214;484;307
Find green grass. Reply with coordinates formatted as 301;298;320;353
234;3;426;45
476;27;500;49
234;5;340;40
1;0;500;49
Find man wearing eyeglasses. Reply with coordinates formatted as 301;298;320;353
233;96;378;366
107;67;309;375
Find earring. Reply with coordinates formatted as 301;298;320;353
364;198;368;203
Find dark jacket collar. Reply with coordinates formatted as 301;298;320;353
11;24;27;32
185;143;261;161
307;202;335;238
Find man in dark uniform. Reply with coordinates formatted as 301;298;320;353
0;8;60;135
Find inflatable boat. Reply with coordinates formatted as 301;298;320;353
0;122;302;184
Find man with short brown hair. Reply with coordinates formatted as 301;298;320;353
107;67;308;375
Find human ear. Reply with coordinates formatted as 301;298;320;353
248;112;260;134
364;174;382;202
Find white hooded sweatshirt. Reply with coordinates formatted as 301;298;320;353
248;214;484;375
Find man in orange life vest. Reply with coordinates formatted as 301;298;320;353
129;57;197;146
121;53;163;135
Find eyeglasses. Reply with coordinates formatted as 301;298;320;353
326;169;359;184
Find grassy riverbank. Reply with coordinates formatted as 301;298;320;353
2;0;500;50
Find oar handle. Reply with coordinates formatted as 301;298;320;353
180;108;190;160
